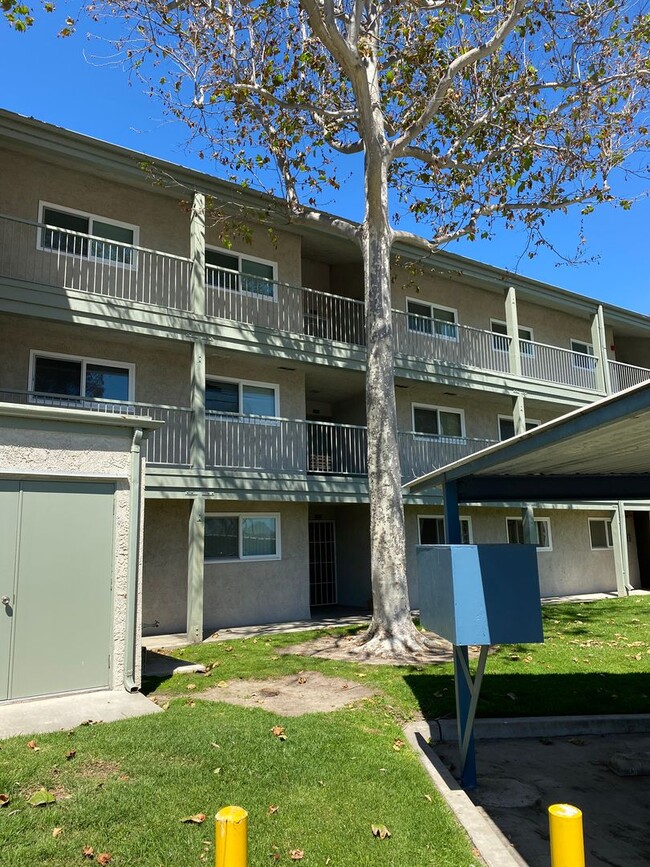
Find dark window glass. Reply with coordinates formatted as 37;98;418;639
33;357;82;396
91;220;134;265
41;207;89;257
413;407;439;435
419;517;445;545
205;516;239;559
407;300;433;334
85;364;130;400
206;380;240;413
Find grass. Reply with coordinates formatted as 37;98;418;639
1;596;648;865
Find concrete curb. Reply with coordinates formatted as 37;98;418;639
430;713;650;742
404;722;525;867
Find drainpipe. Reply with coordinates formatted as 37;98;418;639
124;427;144;692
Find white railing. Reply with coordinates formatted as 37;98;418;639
399;431;498;482
608;359;650;392
519;340;598;390
0;214;192;312
206;265;366;346
393;310;511;374
0;389;191;466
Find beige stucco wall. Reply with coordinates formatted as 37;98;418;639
142;498;191;636
516;300;594;354
0;411;143;691
203;500;310;630
205;353;306;419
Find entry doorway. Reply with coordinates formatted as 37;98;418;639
309;520;337;606
1;480;115;702
632;511;650;590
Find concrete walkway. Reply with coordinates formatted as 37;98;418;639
0;690;161;739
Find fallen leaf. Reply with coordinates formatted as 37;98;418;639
217;681;229;689
506;692;517;701
392;739;405;751
187;700;196;708
27;789;56;807
66;750;76;761
213;768;222;775
0;794;10;807
210;743;221;749
181;813;207;824
267;804;279;814
371;823;392;840
187;683;197;691
271;725;287;741
82;846;94;858
97;855;111;865
297;677;307;685
52;827;63;838
567;738;585;746
289;849;304;860
27;740;40;752
271;655;280;660
161;702;170;711
224;646;233;653
423;793;432;802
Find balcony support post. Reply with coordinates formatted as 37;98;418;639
591;306;612;394
505;286;522;377
612;502;631;597
187;336;206;643
513;395;537;545
190;191;206;317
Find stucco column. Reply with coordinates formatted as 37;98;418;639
513;395;537;545
505;286;522;377
190;191;206;318
186;338;206;643
590;305;612;394
612;502;631;597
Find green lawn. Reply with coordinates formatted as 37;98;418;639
1;596;648;865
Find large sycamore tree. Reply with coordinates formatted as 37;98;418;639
96;0;649;653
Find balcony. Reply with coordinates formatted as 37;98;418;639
3;213;650;397
0;390;495;484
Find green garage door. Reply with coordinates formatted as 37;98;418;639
0;480;115;702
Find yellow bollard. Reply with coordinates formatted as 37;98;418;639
215;805;248;867
548;803;585;867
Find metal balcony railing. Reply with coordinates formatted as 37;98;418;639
519;340;598;390
0;389;191;466
0;214;192;312
608;359;650;392
398;430;498;482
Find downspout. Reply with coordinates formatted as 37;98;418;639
124;427;144;692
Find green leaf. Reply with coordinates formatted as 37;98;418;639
28;789;56;807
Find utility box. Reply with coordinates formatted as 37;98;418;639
416;544;544;646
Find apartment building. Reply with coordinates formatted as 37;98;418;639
1;108;649;644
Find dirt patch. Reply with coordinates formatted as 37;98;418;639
278;631;457;666
196;672;375;716
77;759;123;782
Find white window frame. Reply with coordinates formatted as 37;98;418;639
406;297;459;341
417;514;473;545
588;518;614;550
37;201;139;270
205;245;278;301
204;512;281;562
497;414;541;441
205;375;279;418
505;516;553;552
29;350;135;402
490;319;534;356
412;403;466;438
570;339;596;370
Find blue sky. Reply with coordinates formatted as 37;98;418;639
2;10;649;315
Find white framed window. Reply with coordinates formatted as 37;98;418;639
506;516;552;551
412;403;465;438
497;415;541;441
29;350;134;403
491;319;534;356
205;246;277;300
205;377;278;417
205;513;281;561
418;515;472;545
406;299;458;340
571;339;596;370
589;518;614;550
38;202;138;267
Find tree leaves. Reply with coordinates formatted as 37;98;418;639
27;789;56;807
180;813;207;824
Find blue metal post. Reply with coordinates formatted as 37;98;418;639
444;480;478;789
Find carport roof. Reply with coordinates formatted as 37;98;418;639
404;380;650;503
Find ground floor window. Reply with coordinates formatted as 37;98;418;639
589;518;614;550
418;515;472;545
506;516;552;551
205;513;281;561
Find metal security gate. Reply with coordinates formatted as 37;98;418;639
309;521;337;606
0;480;115;702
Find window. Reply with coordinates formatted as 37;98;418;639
205;514;280;561
412;404;464;438
406;299;458;340
205;247;276;299
39;203;137;266
205;378;278;416
30;352;133;403
506;517;552;551
498;415;540;441
589;518;614;550
491;320;534;356
418;516;472;545
571;339;596;370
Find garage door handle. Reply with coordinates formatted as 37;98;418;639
1;596;9;606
